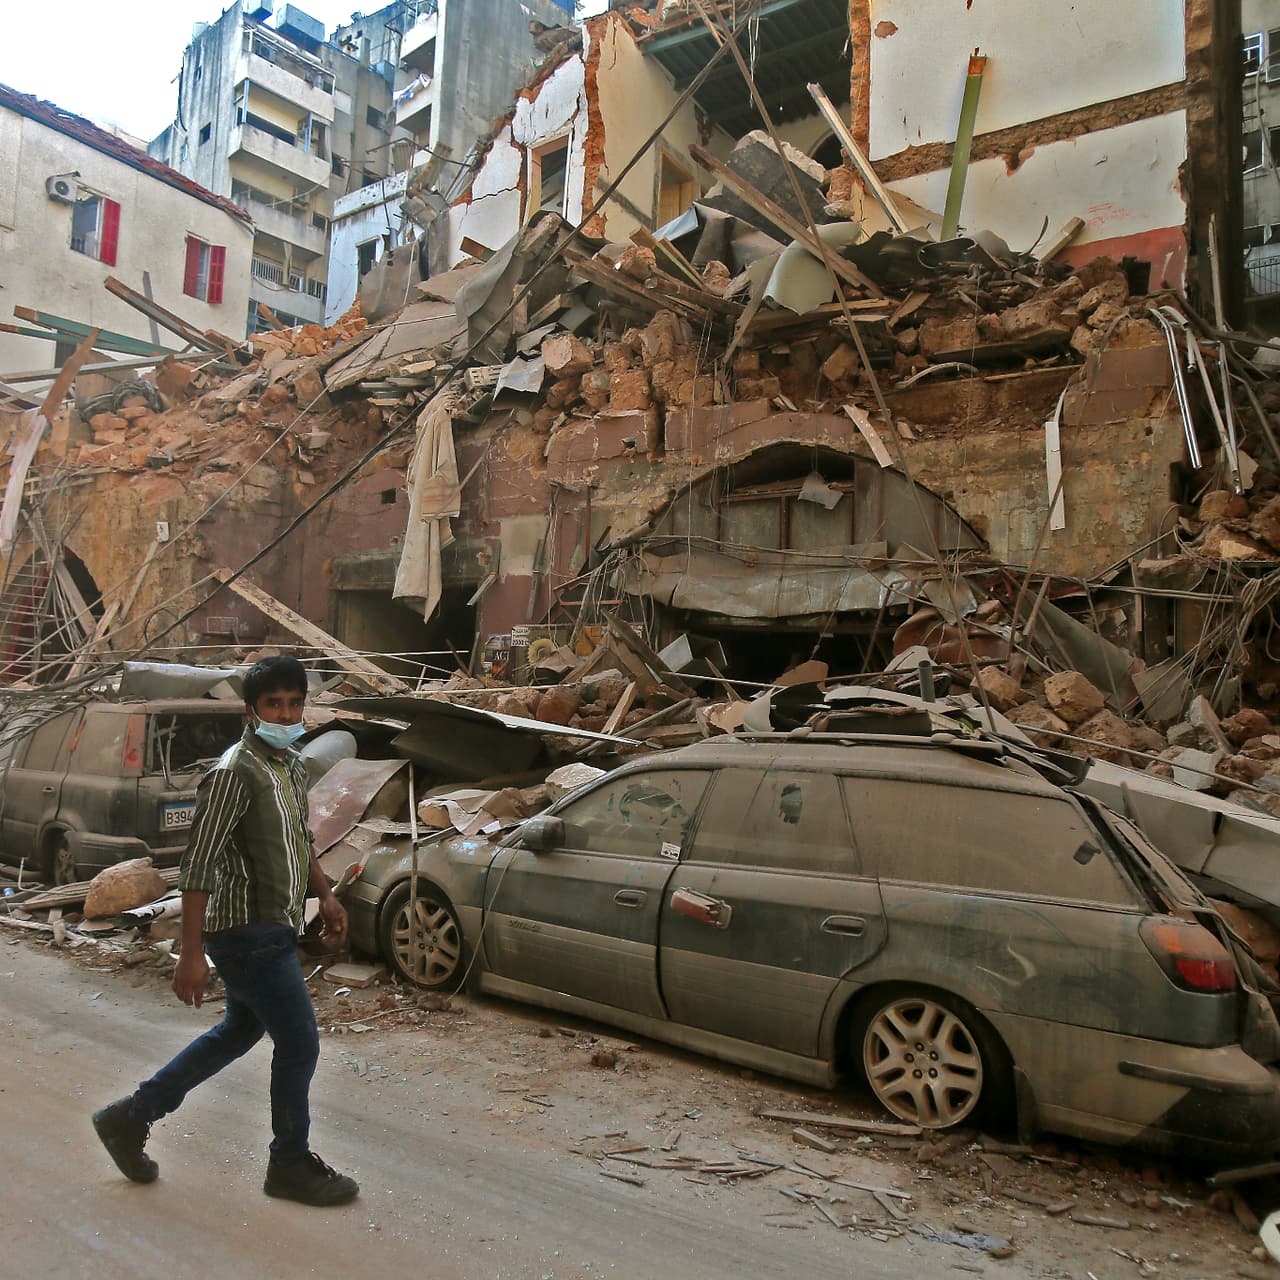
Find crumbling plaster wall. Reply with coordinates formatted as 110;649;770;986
461;374;1185;635
857;0;1196;289
449;50;587;259
594;13;730;238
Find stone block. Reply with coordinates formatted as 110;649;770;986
544;376;582;410
609;369;652;412
1223;707;1272;746
820;344;860;382
1078;277;1128;314
1201;524;1274;561
90;412;127;434
84;858;167;920
1086;300;1125;331
1043;670;1105;725
118;404;152;421
1199;490;1248;522
542;334;596;378
918;315;981;359
999;296;1062;338
1005;701;1069;748
537;686;583;726
1251;496;1280;552
579;371;611;412
975;666;1025;712
1075;708;1137;764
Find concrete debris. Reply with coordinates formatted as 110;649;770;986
83;858;168;920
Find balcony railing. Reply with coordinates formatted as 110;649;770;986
1247;257;1280;298
230;123;330;186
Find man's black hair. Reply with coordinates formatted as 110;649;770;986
243;655;308;708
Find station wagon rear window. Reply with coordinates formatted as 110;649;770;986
843;778;1141;905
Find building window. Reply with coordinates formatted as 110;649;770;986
311;212;328;231
1269;30;1280;84
331;154;345;176
530;137;570;218
1246;129;1265;174
1245;32;1264;77
69;195;120;264
306;278;327;301
199;123;212;144
657;153;696;227
357;238;379;276
183;235;226;303
366;105;384;129
288;270;304;292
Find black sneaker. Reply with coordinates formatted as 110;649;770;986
263;1152;359;1206
92;1097;158;1184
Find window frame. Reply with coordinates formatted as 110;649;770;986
69;194;120;265
183;234;226;303
549;766;711;863
841;773;1143;910
688;766;862;877
528;135;571;219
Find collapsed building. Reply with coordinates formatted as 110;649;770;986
0;0;1271;789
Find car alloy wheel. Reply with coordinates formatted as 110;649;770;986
384;884;463;989
862;993;985;1128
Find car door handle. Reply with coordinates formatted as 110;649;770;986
822;915;866;937
42;786;55;794
614;890;647;908
670;888;732;929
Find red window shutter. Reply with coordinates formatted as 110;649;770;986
208;244;226;305
183;235;202;298
99;199;121;265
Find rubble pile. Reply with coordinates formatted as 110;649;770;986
67;304;380;484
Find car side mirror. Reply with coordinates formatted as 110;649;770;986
521;815;564;853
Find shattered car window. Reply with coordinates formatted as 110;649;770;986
843;777;1141;906
559;769;709;860
692;769;854;874
71;714;128;776
149;714;244;776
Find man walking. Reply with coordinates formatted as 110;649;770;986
93;655;359;1206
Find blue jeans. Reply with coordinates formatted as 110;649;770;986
132;923;320;1163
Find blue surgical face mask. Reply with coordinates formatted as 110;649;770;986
252;718;307;750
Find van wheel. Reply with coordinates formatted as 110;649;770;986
856;989;1009;1129
47;833;77;887
379;882;466;991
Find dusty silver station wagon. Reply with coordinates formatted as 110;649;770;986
346;735;1280;1159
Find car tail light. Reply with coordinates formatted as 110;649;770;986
1141;917;1237;993
121;714;146;777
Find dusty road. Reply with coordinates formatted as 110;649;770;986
0;934;1268;1280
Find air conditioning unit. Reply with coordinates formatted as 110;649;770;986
45;175;78;204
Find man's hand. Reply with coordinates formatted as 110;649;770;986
173;950;211;1007
319;895;348;945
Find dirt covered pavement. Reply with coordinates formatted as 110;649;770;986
1;935;1274;1280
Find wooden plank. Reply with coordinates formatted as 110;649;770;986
757;1109;923;1137
688;144;880;297
806;83;912;235
68;600;120;678
39;328;102;422
103;276;228;352
213;569;410;695
630;227;704;288
601;681;638;736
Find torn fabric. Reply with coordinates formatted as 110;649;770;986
394;393;462;620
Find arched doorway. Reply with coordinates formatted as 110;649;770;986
0;546;104;684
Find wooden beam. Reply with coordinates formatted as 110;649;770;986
213;569;411;695
103;276;232;352
806;84;912;235
38;328;101;422
687;144;881;297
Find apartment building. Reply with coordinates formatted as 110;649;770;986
1244;2;1280;307
149;1;400;330
0;83;253;372
322;0;573;318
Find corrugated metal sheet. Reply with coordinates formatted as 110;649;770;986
642;0;849;139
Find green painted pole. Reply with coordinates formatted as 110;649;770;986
941;51;988;242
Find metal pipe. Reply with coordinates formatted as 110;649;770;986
941;52;987;241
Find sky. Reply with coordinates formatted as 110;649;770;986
0;0;605;144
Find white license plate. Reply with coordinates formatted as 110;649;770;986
163;803;196;830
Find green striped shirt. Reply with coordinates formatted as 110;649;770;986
179;727;313;933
